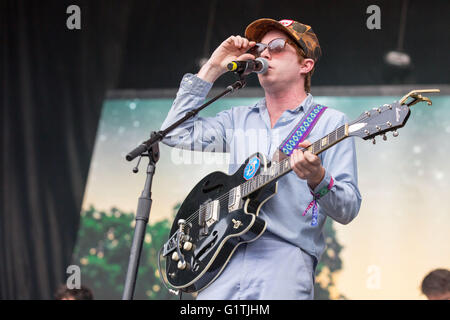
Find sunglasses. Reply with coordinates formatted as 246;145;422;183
247;38;294;57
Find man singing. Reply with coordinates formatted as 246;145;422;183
161;18;362;299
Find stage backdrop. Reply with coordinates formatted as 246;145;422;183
73;93;450;300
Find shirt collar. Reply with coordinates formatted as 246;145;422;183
251;93;314;114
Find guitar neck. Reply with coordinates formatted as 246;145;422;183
240;124;349;198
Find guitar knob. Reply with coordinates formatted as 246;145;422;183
183;241;193;251
177;260;188;270
372;138;376;145
382;134;387;141
171;251;179;261
393;130;399;137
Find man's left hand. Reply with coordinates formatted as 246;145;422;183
290;140;325;189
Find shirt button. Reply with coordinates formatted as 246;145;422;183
184;77;192;84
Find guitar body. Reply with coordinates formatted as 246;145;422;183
165;152;277;292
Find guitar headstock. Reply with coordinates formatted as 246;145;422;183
348;89;440;142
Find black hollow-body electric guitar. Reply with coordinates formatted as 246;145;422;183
160;89;439;293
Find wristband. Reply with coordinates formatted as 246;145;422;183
302;176;334;226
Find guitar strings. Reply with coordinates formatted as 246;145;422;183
183;155;293;225
181;117;372;225
182;140;328;225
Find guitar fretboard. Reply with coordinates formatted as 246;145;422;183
241;124;348;197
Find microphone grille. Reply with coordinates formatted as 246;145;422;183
255;57;269;74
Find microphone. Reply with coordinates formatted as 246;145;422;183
227;57;268;75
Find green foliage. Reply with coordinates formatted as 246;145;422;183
314;218;346;300
72;205;177;300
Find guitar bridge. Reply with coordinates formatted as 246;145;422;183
162;230;180;257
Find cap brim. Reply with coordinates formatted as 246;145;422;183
245;18;299;45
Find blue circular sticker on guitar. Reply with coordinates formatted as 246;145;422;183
243;156;260;180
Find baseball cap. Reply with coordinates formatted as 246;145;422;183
245;18;322;62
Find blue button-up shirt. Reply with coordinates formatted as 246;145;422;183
161;73;362;262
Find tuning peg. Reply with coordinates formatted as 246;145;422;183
372;138;376;145
393;130;399;137
382;134;387;141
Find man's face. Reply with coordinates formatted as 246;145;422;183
256;30;305;92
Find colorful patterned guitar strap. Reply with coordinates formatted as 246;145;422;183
279;104;327;156
278;103;329;226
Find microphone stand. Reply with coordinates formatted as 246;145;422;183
121;74;247;300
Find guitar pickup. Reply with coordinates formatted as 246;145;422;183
198;200;220;236
228;186;242;212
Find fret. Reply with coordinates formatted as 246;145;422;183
284;159;290;172
278;162;284;176
328;129;337;145
313;140;321;155
261;173;266;183
326;131;333;145
270;166;276;179
337;125;345;139
321;136;329;149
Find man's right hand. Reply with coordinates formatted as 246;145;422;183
197;35;257;83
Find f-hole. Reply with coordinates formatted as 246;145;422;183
202;180;223;193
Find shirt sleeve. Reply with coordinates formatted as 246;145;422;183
160;73;233;153
309;111;362;225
